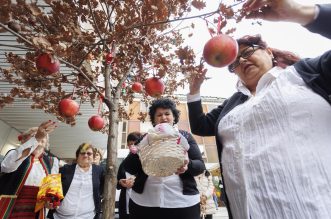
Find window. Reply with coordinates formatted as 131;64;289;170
121;121;128;149
139;101;149;113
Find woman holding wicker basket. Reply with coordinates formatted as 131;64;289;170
124;98;205;219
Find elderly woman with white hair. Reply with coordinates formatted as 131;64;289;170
0;120;59;219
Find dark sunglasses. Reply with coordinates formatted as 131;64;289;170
228;44;261;73
80;152;93;156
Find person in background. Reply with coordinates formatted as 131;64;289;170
0;120;59;219
116;132;142;219
93;147;103;165
212;188;218;211
187;1;331;219
125;98;205;219
195;170;217;219
48;143;104;219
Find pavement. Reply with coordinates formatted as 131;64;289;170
214;207;229;219
114;206;229;219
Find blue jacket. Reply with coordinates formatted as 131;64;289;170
188;4;331;219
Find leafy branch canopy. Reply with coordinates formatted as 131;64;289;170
0;0;246;125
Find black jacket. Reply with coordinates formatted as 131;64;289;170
116;160;129;218
124;129;205;196
48;163;105;219
188;4;331;219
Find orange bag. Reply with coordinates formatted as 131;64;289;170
35;174;64;212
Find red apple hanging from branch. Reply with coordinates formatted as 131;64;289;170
36;53;60;74
203;34;238;68
88;115;105;131
131;82;143;93
58;98;79;117
105;53;113;64
144;77;165;98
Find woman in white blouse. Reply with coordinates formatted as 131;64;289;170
0;120;59;219
187;1;331;219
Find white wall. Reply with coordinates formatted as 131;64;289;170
0;120;20;156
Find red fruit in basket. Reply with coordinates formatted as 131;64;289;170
203;34;238;68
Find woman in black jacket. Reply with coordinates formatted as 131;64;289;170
117;132;142;219
48;143;104;219
125;98;205;219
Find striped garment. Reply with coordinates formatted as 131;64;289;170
0;155;52;219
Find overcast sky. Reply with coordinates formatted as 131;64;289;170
175;0;331;98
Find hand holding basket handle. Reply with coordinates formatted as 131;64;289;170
176;159;189;175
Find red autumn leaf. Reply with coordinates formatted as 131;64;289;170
191;0;206;10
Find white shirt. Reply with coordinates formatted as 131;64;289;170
54;165;95;219
217;66;331;219
130;174;200;208
1;137;59;186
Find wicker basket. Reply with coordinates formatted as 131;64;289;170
139;137;186;177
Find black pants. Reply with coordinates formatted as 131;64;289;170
202;215;213;219
119;213;130;219
129;199;200;219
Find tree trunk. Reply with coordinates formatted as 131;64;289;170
102;105;119;219
102;65;120;219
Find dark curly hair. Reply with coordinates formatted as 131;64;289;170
229;34;300;71
236;34;268;49
149;98;180;126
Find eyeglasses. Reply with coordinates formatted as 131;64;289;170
228;45;261;73
80;152;93;156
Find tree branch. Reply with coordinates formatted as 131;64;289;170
87;0;104;42
125;1;246;31
104;0;119;33
0;22;34;47
59;58;104;98
116;61;134;94
98;1;108;17
103;64;114;110
0;43;34;50
0;22;103;100
125;9;219;31
77;39;103;67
